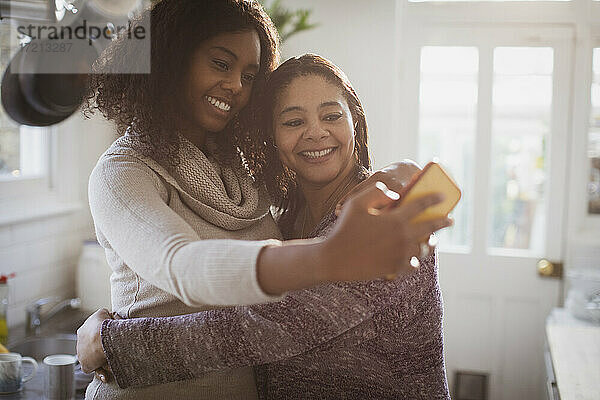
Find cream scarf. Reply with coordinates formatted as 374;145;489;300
105;130;272;231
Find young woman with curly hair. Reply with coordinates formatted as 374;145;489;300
80;54;452;399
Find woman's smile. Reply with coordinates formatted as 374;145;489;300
297;146;338;163
205;96;232;113
274;75;355;186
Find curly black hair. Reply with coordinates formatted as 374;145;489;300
83;0;280;168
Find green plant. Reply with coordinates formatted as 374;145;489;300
148;0;318;42
260;0;318;42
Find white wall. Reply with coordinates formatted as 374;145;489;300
281;0;403;168
1;112;114;329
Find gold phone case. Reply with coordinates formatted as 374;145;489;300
399;162;462;223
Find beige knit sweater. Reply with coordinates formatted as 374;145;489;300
85;131;283;399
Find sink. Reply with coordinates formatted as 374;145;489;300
9;334;93;398
10;334;76;361
3;311;92;398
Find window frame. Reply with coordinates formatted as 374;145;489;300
0;124;82;226
399;0;580;256
399;0;600;242
0;125;51;183
581;34;600;229
563;4;600;233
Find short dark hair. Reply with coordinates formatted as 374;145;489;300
246;53;371;218
83;0;280;167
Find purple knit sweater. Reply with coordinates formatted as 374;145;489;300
101;211;450;399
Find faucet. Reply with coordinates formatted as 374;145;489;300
26;297;81;336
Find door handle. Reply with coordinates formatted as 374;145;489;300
537;259;563;279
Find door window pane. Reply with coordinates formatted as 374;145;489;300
589;48;600;214
418;46;478;249
489;47;553;252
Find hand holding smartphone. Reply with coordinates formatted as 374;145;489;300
397;161;461;223
381;161;460;280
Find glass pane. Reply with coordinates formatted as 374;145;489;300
489;47;553;252
0;23;21;177
589;48;600;214
418;46;478;250
0;23;48;179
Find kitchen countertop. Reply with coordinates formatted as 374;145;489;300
3;309;92;400
546;308;600;400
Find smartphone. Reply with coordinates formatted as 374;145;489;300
397;161;461;223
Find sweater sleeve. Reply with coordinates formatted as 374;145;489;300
101;256;432;389
88;154;282;307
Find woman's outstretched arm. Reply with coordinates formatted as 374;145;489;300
90;155;448;306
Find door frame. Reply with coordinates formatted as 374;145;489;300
397;22;576;400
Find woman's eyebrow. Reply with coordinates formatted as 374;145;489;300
319;101;342;109
211;46;238;60
210;46;259;71
279;101;342;116
279;106;304;115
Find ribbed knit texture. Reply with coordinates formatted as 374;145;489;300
101;210;451;399
86;131;283;399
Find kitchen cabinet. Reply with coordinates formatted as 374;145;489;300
545;308;600;400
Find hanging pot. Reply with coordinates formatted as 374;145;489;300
1;36;101;127
1;0;144;127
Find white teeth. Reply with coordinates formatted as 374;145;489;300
301;148;335;159
206;96;231;112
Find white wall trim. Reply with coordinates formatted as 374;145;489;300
0;199;82;226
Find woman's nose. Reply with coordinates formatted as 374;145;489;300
221;74;243;94
303;121;330;141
